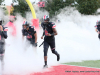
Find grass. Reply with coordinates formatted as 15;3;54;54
64;60;100;68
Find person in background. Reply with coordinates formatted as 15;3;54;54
0;18;8;70
95;20;100;40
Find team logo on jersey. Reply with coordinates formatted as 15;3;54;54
4;28;8;31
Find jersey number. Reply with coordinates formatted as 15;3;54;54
45;30;48;36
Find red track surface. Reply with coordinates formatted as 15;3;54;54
31;65;100;75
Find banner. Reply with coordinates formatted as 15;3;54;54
38;2;45;7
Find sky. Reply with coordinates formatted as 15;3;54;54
3;0;40;5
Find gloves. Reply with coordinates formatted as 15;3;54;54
34;42;37;47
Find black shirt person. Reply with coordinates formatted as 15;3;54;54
41;15;60;68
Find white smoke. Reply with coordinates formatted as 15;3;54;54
2;15;45;74
55;7;100;63
26;5;49;23
0;6;100;74
0;10;52;75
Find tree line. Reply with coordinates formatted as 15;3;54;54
0;0;100;18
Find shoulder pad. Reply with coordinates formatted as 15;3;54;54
30;26;36;31
50;22;56;28
4;27;8;31
31;26;34;28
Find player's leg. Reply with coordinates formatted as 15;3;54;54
49;39;60;61
43;41;49;68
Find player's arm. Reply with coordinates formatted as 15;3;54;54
34;32;37;43
33;27;37;43
41;31;45;39
96;29;100;34
1;26;8;39
41;23;45;39
2;28;8;39
52;24;58;35
47;24;58;36
52;28;58;35
94;25;99;33
2;31;8;39
47;28;57;36
95;29;98;32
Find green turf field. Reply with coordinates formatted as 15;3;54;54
64;60;100;68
